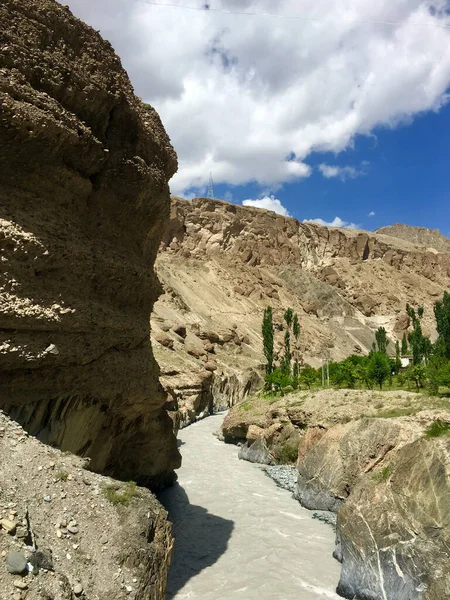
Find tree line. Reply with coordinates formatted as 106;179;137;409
262;292;450;394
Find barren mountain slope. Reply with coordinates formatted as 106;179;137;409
376;223;450;254
152;197;450;423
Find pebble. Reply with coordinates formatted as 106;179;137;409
13;580;28;590
68;526;78;534
100;535;108;545
43;495;52;503
262;465;298;493
73;583;83;596
56;530;62;538
0;518;16;535
6;551;27;574
13;594;22;600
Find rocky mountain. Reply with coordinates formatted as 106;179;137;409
0;0;179;489
376;223;450;254
152;196;450;424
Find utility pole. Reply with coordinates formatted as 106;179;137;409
207;172;215;199
321;352;325;387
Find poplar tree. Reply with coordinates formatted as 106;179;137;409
262;306;274;375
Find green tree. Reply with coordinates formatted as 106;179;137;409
401;333;408;355
367;352;391;390
262;306;274;375
284;308;294;329
406;304;430;365
301;366;316;389
355;362;372;389
395;341;402;374
434;292;450;359
405;364;426;391
375;327;389;354
293;313;300;342
282;329;291;375
265;368;291;394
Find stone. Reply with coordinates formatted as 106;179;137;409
68;526;79;534
336;437;450;600
29;549;54;572
73;583;83;596
13;580;28;590
0;518;16;535
6;551;27;575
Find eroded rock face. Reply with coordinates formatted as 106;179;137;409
0;0;180;489
294;418;423;512
337;437;450;600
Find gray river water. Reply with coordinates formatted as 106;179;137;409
159;414;342;600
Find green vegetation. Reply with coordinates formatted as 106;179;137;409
55;470;69;482
262;306;274;375
275;439;300;463
260;294;450;397
424;420;450;438
103;481;139;506
372;466;392;483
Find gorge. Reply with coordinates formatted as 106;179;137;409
0;1;449;600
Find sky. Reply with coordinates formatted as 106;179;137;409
61;0;450;233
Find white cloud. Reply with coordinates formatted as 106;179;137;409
368;210;376;217
63;0;450;195
318;163;368;181
243;196;290;216
303;216;358;229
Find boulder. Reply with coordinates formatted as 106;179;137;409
336;438;450;600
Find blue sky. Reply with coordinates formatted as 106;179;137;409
64;0;450;234
214;102;450;233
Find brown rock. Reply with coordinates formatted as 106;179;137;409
0;0;180;489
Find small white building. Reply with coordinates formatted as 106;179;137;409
400;355;413;368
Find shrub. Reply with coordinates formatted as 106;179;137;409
372;466;392;483
103;481;139;506
424;420;450;438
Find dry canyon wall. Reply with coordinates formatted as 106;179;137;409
0;0;180;489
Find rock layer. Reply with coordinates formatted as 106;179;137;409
0;0;180;488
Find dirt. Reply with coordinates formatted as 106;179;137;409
0;410;173;600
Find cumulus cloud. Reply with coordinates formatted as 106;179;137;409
304;216;358;229
318;163;368;181
63;0;450;195
368;210;376;217
242;196;290;216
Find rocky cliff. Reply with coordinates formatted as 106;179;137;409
0;0;180;488
376;223;450;254
153;196;450;424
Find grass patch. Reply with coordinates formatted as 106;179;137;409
103;481;139;506
55;471;69;482
374;407;420;419
424;420;450;438
372;466;392;483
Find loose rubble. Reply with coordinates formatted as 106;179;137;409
0;410;173;600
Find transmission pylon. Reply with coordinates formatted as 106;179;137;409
207;172;215;199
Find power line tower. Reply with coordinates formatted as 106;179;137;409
207;172;215;199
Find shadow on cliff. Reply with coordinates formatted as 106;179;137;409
159;483;234;598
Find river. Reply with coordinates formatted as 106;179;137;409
159;414;342;600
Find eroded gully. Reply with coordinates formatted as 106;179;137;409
159;414;341;600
